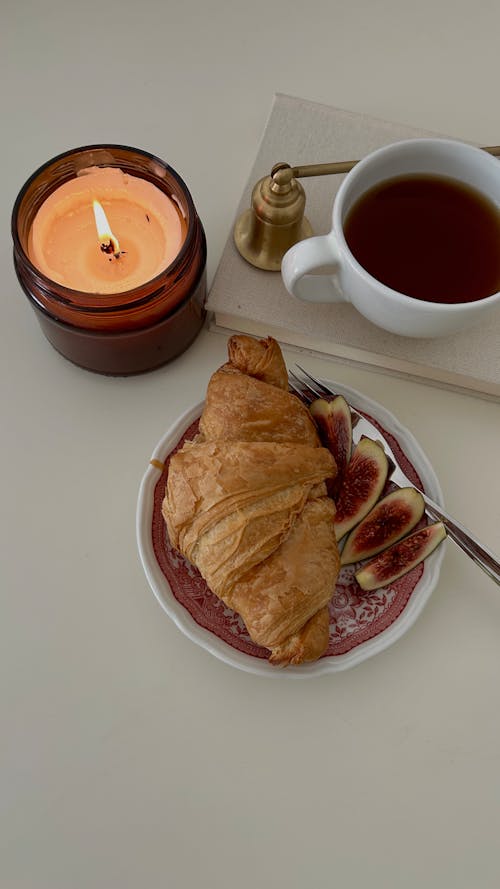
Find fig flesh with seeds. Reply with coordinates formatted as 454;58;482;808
355;522;446;591
333;438;389;541
310;396;352;498
341;487;425;565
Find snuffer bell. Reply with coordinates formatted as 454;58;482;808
233;163;312;272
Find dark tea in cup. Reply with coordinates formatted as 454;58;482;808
282;139;500;337
343;174;500;304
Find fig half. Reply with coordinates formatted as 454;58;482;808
341;487;425;565
355;521;446;591
310;396;352;497
334;438;388;541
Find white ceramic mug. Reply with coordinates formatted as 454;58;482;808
281;138;500;338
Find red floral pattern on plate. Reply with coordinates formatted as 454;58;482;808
151;410;426;662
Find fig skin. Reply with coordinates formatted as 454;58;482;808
310;396;352;498
341;487;425;565
334;438;389;541
355;522;446;591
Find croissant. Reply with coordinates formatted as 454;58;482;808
162;335;340;665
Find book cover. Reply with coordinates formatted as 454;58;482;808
207;94;500;401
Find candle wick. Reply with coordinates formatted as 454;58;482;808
100;238;121;260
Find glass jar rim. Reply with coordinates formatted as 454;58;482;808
11;143;199;310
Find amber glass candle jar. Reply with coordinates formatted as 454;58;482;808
12;145;207;375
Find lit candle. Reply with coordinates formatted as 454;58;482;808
13;145;207;374
28;166;186;293
93;199;121;258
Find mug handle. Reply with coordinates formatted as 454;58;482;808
281;231;348;303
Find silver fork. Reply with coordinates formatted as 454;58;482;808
289;365;500;586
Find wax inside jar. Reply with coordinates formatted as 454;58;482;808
28;167;186;294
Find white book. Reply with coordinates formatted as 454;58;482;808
207;94;500;401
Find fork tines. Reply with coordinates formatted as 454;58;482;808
288;365;337;403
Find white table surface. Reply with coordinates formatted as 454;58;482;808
2;2;500;887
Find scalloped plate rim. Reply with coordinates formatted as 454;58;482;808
136;380;446;677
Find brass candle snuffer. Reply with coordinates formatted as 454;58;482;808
233;145;500;272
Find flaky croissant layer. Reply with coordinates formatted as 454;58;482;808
162;335;340;665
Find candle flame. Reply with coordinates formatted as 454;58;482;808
93;199;121;258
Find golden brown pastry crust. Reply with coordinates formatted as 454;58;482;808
199;366;320;446
162;335;340;666
269;606;331;666
227;334;288;389
226;498;337;650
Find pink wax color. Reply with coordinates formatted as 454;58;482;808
28;166;186;293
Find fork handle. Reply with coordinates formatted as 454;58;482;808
422;494;500;585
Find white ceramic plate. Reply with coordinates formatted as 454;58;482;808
136;380;445;677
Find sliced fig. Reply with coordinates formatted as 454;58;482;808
310;396;352;497
341;487;425;565
355;521;446;591
334;438;388;541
